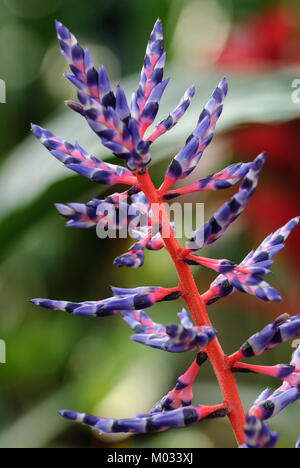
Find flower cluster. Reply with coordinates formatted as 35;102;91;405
237;342;300;448
31;19;300;447
121;309;216;353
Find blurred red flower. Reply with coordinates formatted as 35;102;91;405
214;5;300;310
218;5;300;71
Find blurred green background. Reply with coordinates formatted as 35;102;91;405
0;0;299;448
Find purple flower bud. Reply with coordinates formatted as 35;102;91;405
31;125;137;186
31;286;181;318
268;316;300;350
133;19;165;134
138;78;170;135
240;415;279;449
186;153;265;251
248;224;289;261
114;250;144;268
249;386;300;420
254;388;272;405
203;216;299;305
115;85;131;122
285;345;300;390
114;228;154;269
55;194;134;230
59;403;227;434
163;160;252;199
122;308;215;353
290;345;300;372
148;85;195;143
98;65;114;106
55;21;100;102
240;315;300;358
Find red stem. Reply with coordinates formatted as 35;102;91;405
136;170;246;446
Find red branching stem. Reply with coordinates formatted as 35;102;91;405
136;170;246;446
184;253;225;272
201;289;217;304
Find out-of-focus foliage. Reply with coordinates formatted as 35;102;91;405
0;0;299;448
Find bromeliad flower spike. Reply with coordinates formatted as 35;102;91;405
31;19;300;447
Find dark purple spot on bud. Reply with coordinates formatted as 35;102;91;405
228;197;241;213
241;341;255;358
196;352;208;366
232;367;255;374
162;291;182;301
205;408;228;420
83;414;99;426
87;68;99;88
261;401;275;419
134;294;152;309
102;92;116;109
210;217;222;234
206;296;220;305
112;420;126;433
165;324;178;337
168;159;182;178
183;408;198;426
163;193;180;200
163;115;173;130
215;180;232;189
183;259;201;266
71;44;84;62
253;252;269;263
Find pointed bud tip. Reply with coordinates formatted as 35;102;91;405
189;85;196;97
30;298;41;306
31;123;43;137
220;77;228;93
55;19;62;29
293;215;300;224
259;151;267;161
113;258;123;268
58;410;77;421
54;203;72;216
252;152;266;170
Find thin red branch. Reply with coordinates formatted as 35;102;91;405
232;361;293;379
